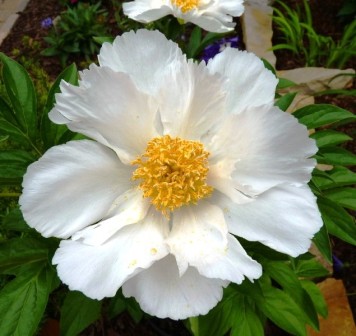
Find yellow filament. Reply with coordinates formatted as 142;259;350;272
132;135;213;216
172;0;199;13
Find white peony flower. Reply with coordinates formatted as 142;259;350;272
122;0;245;32
19;29;322;320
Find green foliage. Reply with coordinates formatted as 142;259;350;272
60;291;102;336
272;0;356;68
42;2;109;66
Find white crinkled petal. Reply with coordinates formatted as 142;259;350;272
158;60;227;139
168;201;228;275
19;140;132;239
71;189;151;246
123;1;172;22
49;65;158;163
207;105;317;194
207;49;278;114
168;203;261;283
98;29;185;96
222;184;323;257
122;254;228;320
53;208;169;300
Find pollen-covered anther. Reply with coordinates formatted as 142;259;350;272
172;0;199;13
132;135;213;216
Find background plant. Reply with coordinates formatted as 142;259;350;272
272;0;356;68
41;2;109;67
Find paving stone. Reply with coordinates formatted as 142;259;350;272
242;2;276;67
307;279;356;336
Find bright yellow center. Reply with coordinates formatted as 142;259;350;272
172;0;199;13
131;135;213;216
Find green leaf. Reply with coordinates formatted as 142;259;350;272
41;64;78;149
310;130;352;147
315;147;356;166
60;291;102;336
0;237;49;274
274;92;297;111
126;297;143;323
186;26;202;58
312;223;332;263
318;197;356;245
1;208;32;232
324;187;356;210
300;280;328;319
0;96;17;125
293;104;355;129
108;292;126;319
312;166;356;190
277;77;296;89
292;258;330;278
264;261;319;330
0;262;58;336
0;53;37;140
0;150;35;185
259;281;307;336
0;116;32;146
198;285;264;336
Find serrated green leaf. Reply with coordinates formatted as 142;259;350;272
312;166;356;190
259;282;307;336
0;53;37;140
300;280;328;318
293;104;355;129
0;262;58;336
60;291;102;336
310;130;352;147
292;258;330;278
1;208;32;232
318;197;356;245
41;64;78;149
0;237;49;274
312;223;332;263
324;187;356;210
264;261;319;330
198;284;264;336
275;92;297;111
0;150;35;185
315;146;356;166
108;291;126;319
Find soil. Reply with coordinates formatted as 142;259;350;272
0;0;355;335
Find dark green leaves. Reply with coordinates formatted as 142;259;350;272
60;291;102;336
41;63;78;149
0;263;58;336
0;53;37;141
293;104;355;129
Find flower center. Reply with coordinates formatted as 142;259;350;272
171;0;199;13
131;135;213;216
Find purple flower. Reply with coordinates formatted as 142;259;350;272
201;36;240;63
41;17;53;29
332;255;344;274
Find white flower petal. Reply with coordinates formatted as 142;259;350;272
71;189;150;246
98;29;185;96
199;234;262;283
123;2;171;22
20;140;132;239
208;105;317;194
49;65;158;163
159;60;227;139
168;202;261;283
53;209;169;300
168;201;227;275
207;49;278;114
122;254;228;319
223;184;323;257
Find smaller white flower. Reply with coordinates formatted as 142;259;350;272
123;0;244;32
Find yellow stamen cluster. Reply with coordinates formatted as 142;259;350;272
172;0;199;13
132;135;213;216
